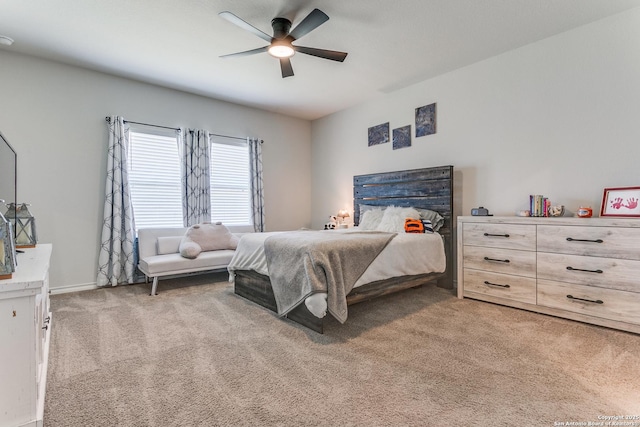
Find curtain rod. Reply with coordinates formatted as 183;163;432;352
105;116;178;131
104;116;261;143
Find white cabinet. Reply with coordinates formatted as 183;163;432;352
0;245;52;427
457;217;640;334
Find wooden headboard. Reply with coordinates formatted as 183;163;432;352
353;165;454;288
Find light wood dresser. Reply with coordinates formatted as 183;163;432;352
457;217;640;334
0;244;52;427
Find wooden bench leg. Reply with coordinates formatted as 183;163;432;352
150;277;158;296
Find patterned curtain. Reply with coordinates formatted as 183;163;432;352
97;116;136;286
181;128;211;226
248;137;265;232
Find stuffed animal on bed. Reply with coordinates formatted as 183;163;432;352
179;221;239;259
404;218;435;233
324;215;337;230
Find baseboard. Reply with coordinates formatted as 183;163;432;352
48;270;224;295
50;282;99;295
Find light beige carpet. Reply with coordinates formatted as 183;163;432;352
45;273;640;426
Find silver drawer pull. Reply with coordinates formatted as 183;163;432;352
484;233;509;238
483;280;510;288
566;266;603;274
566;295;603;304
566;237;603;243
484;256;510;263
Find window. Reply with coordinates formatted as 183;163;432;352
128;128;183;230
127;128;253;231
210;138;252;226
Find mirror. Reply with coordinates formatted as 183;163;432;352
0;131;17;237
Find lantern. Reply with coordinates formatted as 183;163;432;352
5;202;37;248
0;203;16;279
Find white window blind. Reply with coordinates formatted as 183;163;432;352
128;129;183;230
210;139;252;226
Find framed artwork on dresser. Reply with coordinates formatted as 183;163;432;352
600;186;640;217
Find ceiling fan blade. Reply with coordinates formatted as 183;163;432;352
219;11;272;43
288;8;329;41
220;46;268;58
294;46;348;62
280;57;294;78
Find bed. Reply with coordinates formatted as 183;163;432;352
229;165;454;333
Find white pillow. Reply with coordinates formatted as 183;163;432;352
179;222;239;259
358;208;385;230
376;206;421;233
360;204;386;217
157;236;182;255
416;208;445;232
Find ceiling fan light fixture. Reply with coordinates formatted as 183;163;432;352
219;9;346;78
268;41;294;58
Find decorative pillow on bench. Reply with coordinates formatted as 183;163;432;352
157;236;183;255
179;222;239;259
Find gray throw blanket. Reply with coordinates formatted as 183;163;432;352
264;230;396;323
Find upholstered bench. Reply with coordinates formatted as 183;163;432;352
137;227;244;295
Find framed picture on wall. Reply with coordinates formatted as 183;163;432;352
415;103;436;137
368;122;389;146
600;186;640;217
392;125;411;150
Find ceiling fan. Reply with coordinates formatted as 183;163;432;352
219;8;348;78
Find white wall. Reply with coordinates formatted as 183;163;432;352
311;8;640;231
0;51;311;291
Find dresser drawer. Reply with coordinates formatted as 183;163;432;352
537;225;640;260
538;279;640;325
463;269;536;304
462;223;536;251
537;252;640;293
463;246;536;277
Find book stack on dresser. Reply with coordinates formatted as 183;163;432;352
457;216;640;334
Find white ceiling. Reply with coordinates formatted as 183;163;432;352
1;0;640;120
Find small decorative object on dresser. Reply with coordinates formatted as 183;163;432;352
458;216;640;334
548;205;564;217
471;206;490;216
576;206;593;218
5;202;37;247
0;202;16;279
600;186;640;217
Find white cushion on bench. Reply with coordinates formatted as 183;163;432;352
139;249;236;276
157;236;182;255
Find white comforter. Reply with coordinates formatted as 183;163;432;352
227;228;446;318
